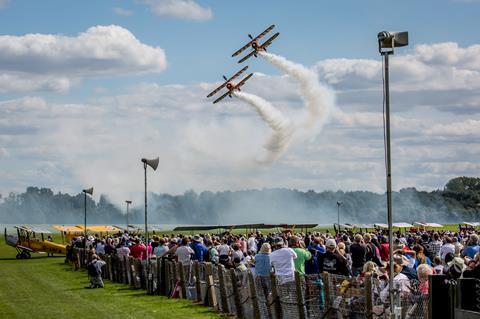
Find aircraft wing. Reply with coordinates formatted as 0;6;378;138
261;32;280;49
226;66;248;82
238;50;256;64
232;42;253;57
213;91;231;104
207;82;228;98
232;24;275;57
235;73;254;89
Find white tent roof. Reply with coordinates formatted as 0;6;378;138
463;222;480;227
414;222;443;228
393;222;414;228
374;223;388;229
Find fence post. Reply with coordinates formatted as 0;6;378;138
207;271;218;309
270;272;282;319
217;265;230;313
178;262;187;298
365;273;373;319
129;256;135;287
156;257;161;295
204;262;214;307
194;261;202;302
230;268;244;319
160;257;167;295
108;255;113;281
295;272;306;319
123;256;128;284
247;271;261;319
322;272;331;319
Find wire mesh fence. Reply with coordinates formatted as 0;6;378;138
71;248;480;319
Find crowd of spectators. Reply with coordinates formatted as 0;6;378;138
70;226;480;298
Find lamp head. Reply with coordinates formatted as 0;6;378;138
126;200;132;204
141;157;159;171
337;201;343;206
82;187;93;195
378;31;408;53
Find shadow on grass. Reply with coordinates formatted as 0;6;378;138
0;255;64;261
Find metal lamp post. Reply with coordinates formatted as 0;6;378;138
378;30;408;316
141;157;159;293
82;187;93;268
336;201;343;233
125;200;132;232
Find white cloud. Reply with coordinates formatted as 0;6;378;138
141;0;212;21
113;7;134;16
1;41;479;202
0;25;167;93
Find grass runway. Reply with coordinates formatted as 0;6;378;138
0;238;221;319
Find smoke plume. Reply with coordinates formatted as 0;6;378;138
258;51;335;135
233;91;294;163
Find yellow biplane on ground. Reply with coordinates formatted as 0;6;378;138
52;225;123;244
4;225;67;259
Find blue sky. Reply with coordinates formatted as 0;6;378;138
0;0;479;206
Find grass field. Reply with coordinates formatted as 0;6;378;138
0;237;221;319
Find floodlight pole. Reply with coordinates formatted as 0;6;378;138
125;200;132;232
141;157;158;294
382;49;396;311
143;161;149;275
336;201;342;234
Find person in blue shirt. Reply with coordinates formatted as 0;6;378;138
462;234;479;259
190;235;209;262
254;243;272;277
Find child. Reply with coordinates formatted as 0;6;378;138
433;256;444;275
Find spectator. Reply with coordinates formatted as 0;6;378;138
462;234;479;259
218;239;231;266
269;237;297;284
153;238;169;258
440;237;455;261
319;239;349;276
291;237;311;276
433;256;444;274
176;238;194;266
417;264;433;294
85;254;106;289
350;234;367;276
254;243;272;277
190;235;209;262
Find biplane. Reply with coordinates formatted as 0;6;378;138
232;24;280;63
206;66;253;104
4;225;66;259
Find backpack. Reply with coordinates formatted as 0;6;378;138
88;261;100;277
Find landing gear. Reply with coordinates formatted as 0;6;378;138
15;251;31;259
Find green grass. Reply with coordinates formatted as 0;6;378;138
0;238;221;319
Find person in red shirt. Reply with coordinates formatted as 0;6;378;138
130;239;146;260
379;236;390;262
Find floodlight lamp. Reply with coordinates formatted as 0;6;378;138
378;31;408;53
126;200;132;204
337;201;343;206
82;187;94;195
141;157;159;171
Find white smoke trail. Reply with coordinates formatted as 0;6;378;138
258;51;335;135
233;91;294;164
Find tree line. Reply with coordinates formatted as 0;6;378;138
0;177;478;225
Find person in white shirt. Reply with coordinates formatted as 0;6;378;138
116;242;130;258
439;237;455;261
380;263;411;303
269;237;297;284
248;234;258;254
176;238;195;265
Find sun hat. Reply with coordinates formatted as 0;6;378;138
326;239;337;248
393;254;409;266
193;235;202;242
273;237;285;247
